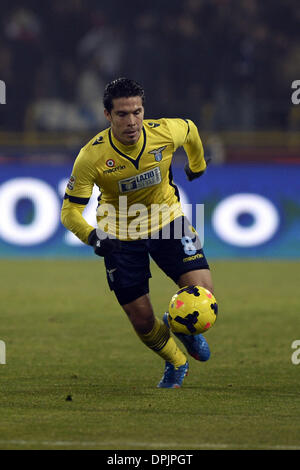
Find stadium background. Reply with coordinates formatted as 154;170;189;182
0;0;300;257
1;0;300;453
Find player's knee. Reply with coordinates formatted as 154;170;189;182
196;271;214;294
178;270;214;294
126;309;155;335
188;280;213;294
201;280;214;294
122;297;155;335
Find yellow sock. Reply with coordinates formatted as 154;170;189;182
138;317;187;368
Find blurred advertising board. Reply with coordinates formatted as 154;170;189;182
0;163;299;258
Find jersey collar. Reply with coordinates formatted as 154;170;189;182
108;127;146;170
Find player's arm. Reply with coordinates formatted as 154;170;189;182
61;150;120;256
61;197;94;244
61;200;120;256
165;118;208;181
182;119;209;181
60;150;95;245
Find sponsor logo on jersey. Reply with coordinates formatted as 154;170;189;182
148;122;160;128
103;164;126;175
148;146;167;162
118;167;162;193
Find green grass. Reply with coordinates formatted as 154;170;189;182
1;258;300;450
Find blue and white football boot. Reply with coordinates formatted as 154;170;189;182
157;361;189;388
163;312;210;362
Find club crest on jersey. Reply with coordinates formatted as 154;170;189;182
148;146;167;162
106;159;115;168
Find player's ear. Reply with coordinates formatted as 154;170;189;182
104;109;112;123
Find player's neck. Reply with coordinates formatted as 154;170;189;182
111;128;143;151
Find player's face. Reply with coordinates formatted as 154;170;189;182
104;96;144;145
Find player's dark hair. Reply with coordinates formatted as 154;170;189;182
103;77;145;112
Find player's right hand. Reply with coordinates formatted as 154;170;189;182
88;229;121;257
184;156;212;181
184;163;206;181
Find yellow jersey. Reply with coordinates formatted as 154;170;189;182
61;118;206;242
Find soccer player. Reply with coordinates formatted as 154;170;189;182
61;78;214;388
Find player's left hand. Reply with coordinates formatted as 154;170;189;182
184;156;211;181
88;229;121;257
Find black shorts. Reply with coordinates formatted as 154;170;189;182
104;216;209;305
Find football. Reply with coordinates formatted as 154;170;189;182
168;285;218;335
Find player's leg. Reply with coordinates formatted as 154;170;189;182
118;290;189;388
120;291;155;334
150;216;213;362
121;293;187;369
170;268;212;361
104;241;188;387
178;268;213;293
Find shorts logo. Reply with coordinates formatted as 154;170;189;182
183;253;204;262
148;146;167;162
118;167;162;193
106;159;115;168
67;175;76;190
107;268;117;282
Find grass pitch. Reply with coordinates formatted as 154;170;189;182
0;258;300;450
